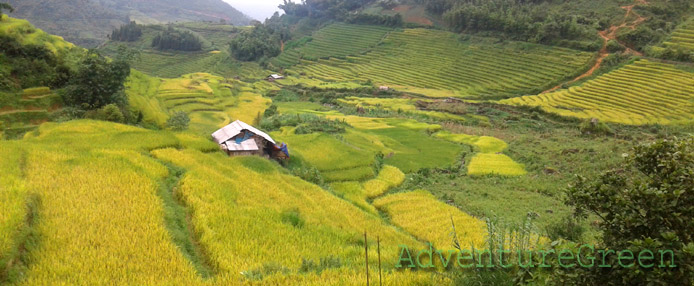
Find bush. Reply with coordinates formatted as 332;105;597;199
260;113;350;134
94;104;124;123
166;111;190;131
545;216;585;242
280;208;304;228
579;118;613;136
606;39;625;53
562;136;694;285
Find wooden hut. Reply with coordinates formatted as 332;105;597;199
211;120;289;159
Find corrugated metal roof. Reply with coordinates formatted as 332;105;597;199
224;139;259;151
211;120;276;145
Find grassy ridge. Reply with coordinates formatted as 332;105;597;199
283;28;593;99
501;59;694;125
0;15;75;55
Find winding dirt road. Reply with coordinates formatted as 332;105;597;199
542;0;648;93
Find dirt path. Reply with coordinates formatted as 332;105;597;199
542;0;648;93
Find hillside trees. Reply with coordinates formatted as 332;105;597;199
110;21;142;42
229;17;289;62
62;48;132;109
0;35;71;90
151;26;202;51
562;137;694;284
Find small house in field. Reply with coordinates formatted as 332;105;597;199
211;120;289;159
267;74;285;81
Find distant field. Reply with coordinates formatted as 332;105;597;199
281;28;594;99
662;17;694;51
501;60;694;125
271;23;392;68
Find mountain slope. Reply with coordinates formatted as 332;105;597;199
5;0;252;47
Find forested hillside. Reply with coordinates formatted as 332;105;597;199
4;0;251;47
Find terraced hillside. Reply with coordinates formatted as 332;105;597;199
0;88;62;138
127;71;272;134
0;119;494;285
662;17;694;51
501;59;694;125
282;28;594;99
272;23;392;68
100;23;266;79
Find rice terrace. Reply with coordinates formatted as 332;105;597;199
1;0;694;285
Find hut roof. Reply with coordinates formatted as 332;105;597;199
223;139;259;151
211;120;276;145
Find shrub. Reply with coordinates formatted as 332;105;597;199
579;119;613;136
562;136;694;285
166;111;190;131
545;215;585;242
96;104;124;123
280;208;304;228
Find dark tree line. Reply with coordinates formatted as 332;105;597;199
345;13;403;27
279;0;376;20
62;49;132;109
151;27;202;51
434;0;594;45
229;14;289;62
109;21;142;42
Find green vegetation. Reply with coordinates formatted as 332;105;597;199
152;26;203;52
229;19;288;62
166;111;190;131
558;137;694;284
110;21;142;42
63;50;131;109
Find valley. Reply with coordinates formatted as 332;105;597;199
1;0;694;285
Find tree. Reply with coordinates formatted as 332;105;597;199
563;137;694;285
62;50;131;109
0;3;13;19
166;111;190;131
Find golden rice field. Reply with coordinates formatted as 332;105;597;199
373;190;488;250
284;28;593;98
662;17;694;51
329;165;406;215
0;16;76;55
434;131;526;176
0;120;450;285
501;59;694;125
